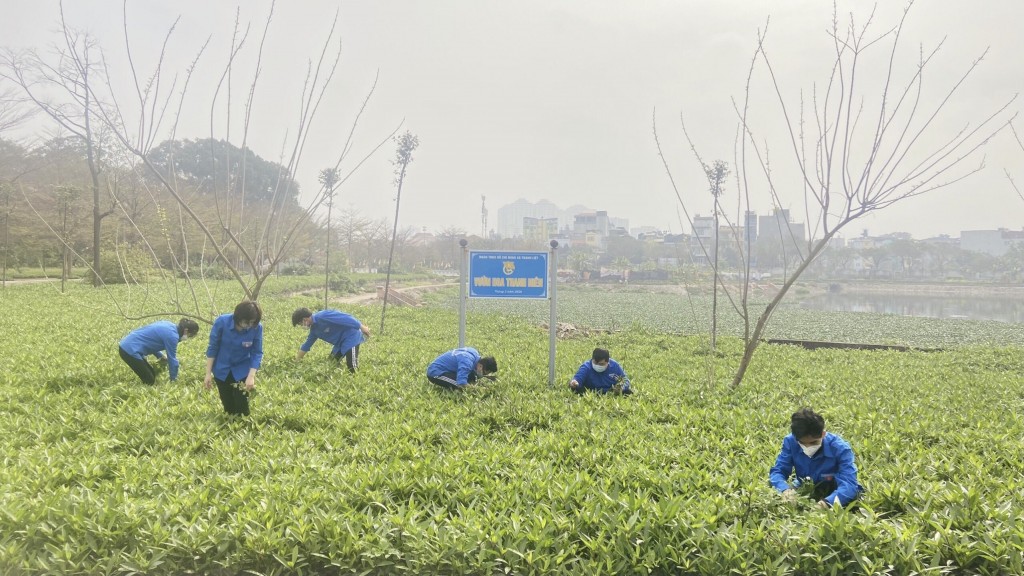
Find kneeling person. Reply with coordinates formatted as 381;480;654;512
292;307;371;373
427;347;497;390
568;347;632;395
770;407;864;508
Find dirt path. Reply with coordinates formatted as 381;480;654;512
1;277;62;286
332;282;456;305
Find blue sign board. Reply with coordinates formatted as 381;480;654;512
469;251;548;298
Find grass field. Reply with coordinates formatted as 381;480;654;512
1;280;1023;574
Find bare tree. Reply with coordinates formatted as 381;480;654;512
380;130;418;334
336;207;370;270
435;225;466;268
704;160;730;350
0;180;13;286
1008;122;1024;203
54;183;80;290
2;5;117;287
319;167;339;307
657;1;1016;388
77;3;399;314
0;83;35;134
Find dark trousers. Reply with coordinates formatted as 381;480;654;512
215;374;250;416
119;346;156;385
428;372;461;390
810;479;837;500
428;371;477;390
331;345;359;373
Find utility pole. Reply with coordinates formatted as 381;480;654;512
480;195;488;238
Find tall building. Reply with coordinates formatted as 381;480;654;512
523;216;560;242
961;228;1024;257
744;210;758;244
572;211;610;236
496;199;566;238
756;208;807;267
689;214;716;265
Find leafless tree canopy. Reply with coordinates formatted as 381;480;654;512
655;0;1017;388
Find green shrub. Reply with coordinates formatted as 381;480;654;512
87;246;160;285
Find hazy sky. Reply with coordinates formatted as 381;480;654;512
3;0;1022;240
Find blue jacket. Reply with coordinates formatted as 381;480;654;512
206;313;263;381
300;310;364;356
427;347;481;386
120;320;182;381
572;359;629;393
769;432;864;506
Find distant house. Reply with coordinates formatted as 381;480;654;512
961;228;1024;257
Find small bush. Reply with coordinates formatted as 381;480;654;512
87;246;159;285
328;273;357;293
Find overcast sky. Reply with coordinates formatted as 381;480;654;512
3;0;1022;240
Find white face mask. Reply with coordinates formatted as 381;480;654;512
592;362;608;373
800;443;820;457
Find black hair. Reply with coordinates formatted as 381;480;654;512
791;407;825;439
177;318;200;338
479;356;498;375
234;300;262;325
292;307;313;327
592;348;610;363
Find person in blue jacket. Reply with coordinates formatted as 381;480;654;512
291;307;371;372
568;347;632;395
770;407;864;508
203;300;263;416
426;347;497;390
118;318;200;385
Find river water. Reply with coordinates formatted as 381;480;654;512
798;292;1024;324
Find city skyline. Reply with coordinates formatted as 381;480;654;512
2;1;1022;241
486;197;1014;242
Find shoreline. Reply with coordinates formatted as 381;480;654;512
823;281;1024;297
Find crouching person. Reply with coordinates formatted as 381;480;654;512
292;307;370;373
770;407;864;508
568;347;632;395
427;347;497;390
118;318;200;385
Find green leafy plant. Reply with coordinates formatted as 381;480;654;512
1;281;1023;574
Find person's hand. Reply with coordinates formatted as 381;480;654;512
569;380;579;390
203;373;213;391
244;374;256;391
158;356;168;365
818;496;840;509
781;489;797;504
361;325;371;339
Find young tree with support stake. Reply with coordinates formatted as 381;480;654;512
319;167;340;308
705;159;729;351
380;130;418;335
656;0;1017;388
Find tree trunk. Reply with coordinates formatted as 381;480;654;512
730;235;832;388
380;166;407;334
711;211;719;350
324;195;333;308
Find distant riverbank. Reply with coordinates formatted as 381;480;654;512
825;281;1024;297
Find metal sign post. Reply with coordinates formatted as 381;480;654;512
459;239;468;348
548;240;558;388
462;248;555;386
